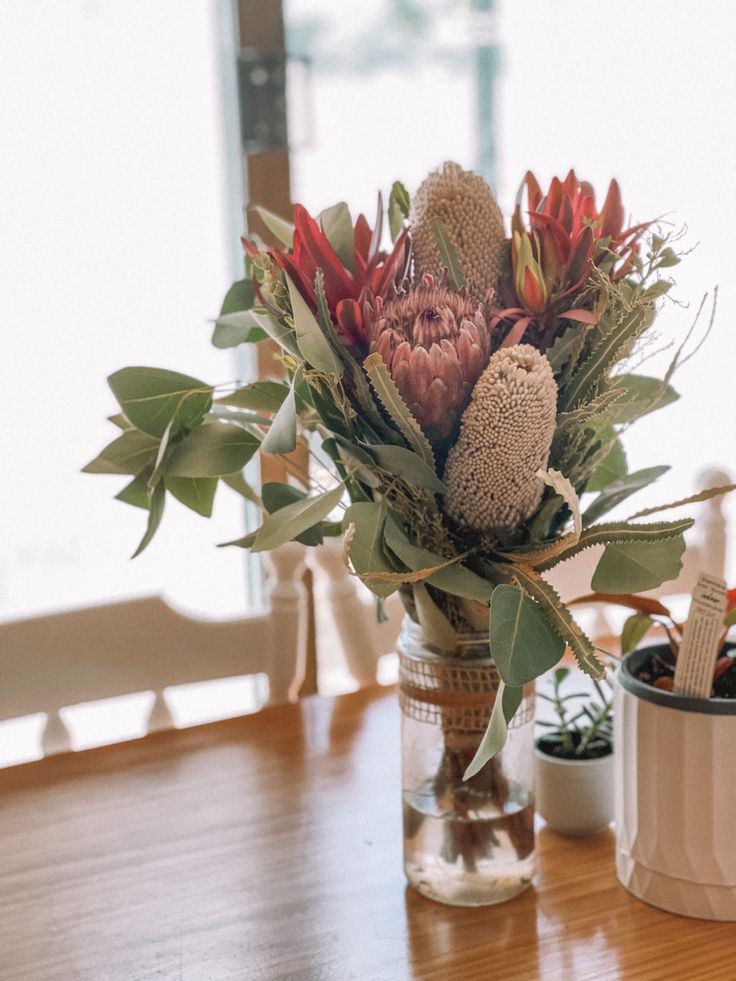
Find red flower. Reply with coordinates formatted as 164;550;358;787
245;202;409;357
727;587;736;611
501;171;647;350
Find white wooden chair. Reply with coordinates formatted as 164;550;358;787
0;543;309;757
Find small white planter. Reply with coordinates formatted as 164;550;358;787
535;742;614;837
615;646;736;921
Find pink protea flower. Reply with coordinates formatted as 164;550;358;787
367;286;493;443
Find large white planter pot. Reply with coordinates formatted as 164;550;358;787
615;646;736;921
535;743;614;836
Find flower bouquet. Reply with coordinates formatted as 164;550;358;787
86;161;715;905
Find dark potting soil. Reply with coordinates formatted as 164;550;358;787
633;646;736;698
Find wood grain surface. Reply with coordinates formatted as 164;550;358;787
1;687;734;981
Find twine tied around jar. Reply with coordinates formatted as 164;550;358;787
398;642;534;742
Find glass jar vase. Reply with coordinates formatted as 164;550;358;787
399;617;536;906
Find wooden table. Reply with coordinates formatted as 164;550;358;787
1;687;734;981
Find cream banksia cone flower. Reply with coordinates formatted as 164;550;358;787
443;345;557;532
411;161;507;296
367;286;492;444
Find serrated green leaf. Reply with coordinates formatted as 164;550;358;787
628;483;736;519
252;482;345;552
108;367;213;438
592;534;688;593
501;565;604;679
83;429;159;475
583;466;669;525
363;353;435;471
366;443;445;493
490;584;565;687
319;202;355;274
166;421;260;477
431;219;465;289
250;205;294;247
212;310;269;348
554;388;625;440
262;366;301;455
538;518;694;573
463;683;523;778
131;480;166;558
621;613;655;655
164;475;217;517
547;323;588;381
558;303;651;412
284;272;342;374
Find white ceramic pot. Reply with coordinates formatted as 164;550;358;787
535;742;614;837
615;646;736;921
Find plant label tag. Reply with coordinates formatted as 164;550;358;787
673;572;727;698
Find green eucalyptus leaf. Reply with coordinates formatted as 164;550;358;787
388;180;410;240
164;475;217;517
412;583;457;652
221;470;262;506
108;413;133;431
108;367;213;438
115;470;153;509
583;466;669;525
592;534;688;593
621;613;655;655
252;482;345;552
218;529;258;550
464;683;523;779
131;480;166;558
166;421;260;477
83;430;159;475
212;310;269;348
216;380;292;412
365;444;445;494
363;353;436;471
431;219;465;289
607;374;679;424
586;433;627;492
250;205;294;247
219;278;255;316
490;584;565;687
284;272;342;374
263;481;323;545
262;367;301;455
319;202;355;274
342;501;396;597
384;519;493;602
